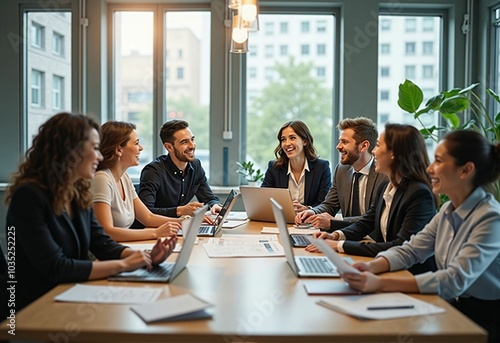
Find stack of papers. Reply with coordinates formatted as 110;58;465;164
226;211;248;221
54;284;162;304
317;292;445;319
203;234;284;257
131;294;213;323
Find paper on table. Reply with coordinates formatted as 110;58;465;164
131;293;213;323
309;237;361;275
226;211;248;221
317;292;445;320
203;237;284;257
222;219;249;228
261;226;320;235
54;284;162;304
220;234;278;241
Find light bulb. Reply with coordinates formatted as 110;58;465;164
232;27;248;44
241;4;257;22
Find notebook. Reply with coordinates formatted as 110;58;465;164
179;189;239;237
270;198;342;277
108;205;207;283
240;186;296;223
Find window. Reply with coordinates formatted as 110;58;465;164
249;67;257;78
31;22;44;49
246;14;334;170
317;44;326;56
301;21;310;33
380;43;390;54
422;65;434;78
249;45;257;56
316;66;326;78
405;42;416;55
380;90;389;101
31;69;44;107
405;65;416;79
52;32;64;56
317;20;326;32
280;22;288;34
265;45;273;58
301;44;310;55
380;66;390;77
380;19;390;31
52;75;63;110
377;14;442;158
423;41;433;55
405;18;416;32
111;10;211;179
422;17;434;32
279;44;288;56
26;12;71;143
265;22;274;35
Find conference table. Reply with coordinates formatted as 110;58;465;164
0;220;487;342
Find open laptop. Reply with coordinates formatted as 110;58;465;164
108;205;207;283
179;189;239;237
270;198;342;277
240;186;296;223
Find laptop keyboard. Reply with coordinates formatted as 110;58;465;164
299;257;336;274
142;263;174;278
199;225;214;234
291;234;312;246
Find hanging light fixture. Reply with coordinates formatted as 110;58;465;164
231;14;248;44
241;0;258;22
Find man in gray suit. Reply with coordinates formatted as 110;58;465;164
296;117;388;231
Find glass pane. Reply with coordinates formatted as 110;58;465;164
378;15;441;157
113;11;154;179
246;14;335;172
165;11;211;178
25;12;71;146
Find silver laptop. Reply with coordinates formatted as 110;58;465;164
240;186;296;223
179;189;239;237
270;198;342;277
108;205;207;282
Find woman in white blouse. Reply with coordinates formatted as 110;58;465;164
342;130;500;342
91;121;182;241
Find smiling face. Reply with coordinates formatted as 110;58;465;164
372;132;393;176
280;126;306;160
120;129;143;168
167;127;196;164
74;128;103;180
336;128;362;165
427;140;464;196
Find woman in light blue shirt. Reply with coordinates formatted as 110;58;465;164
342;130;500;342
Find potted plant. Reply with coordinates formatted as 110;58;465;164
236;161;264;186
398;79;500;202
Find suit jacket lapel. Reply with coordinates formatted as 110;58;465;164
386;187;404;239
304;161;313;204
365;163;378;210
344;168;355;217
61;204;83;257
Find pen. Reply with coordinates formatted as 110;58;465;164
367;305;415;311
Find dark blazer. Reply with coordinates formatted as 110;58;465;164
6;183;126;311
340;179;437;274
261;158;332;207
314;162;388;223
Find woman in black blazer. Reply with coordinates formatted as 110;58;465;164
262;120;331;211
5;112;177;313
307;123;437;274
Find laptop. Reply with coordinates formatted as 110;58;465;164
240;186;296;223
270;198;342;277
179;189;239;237
108;205;207;282
290;234;314;247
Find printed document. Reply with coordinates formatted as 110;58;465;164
203;235;284;257
54;284;162;304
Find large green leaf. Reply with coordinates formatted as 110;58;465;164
487;88;500;104
398;79;423;113
424;94;445;111
440;96;469;114
441;112;461;129
458;83;479;95
443;88;461;98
